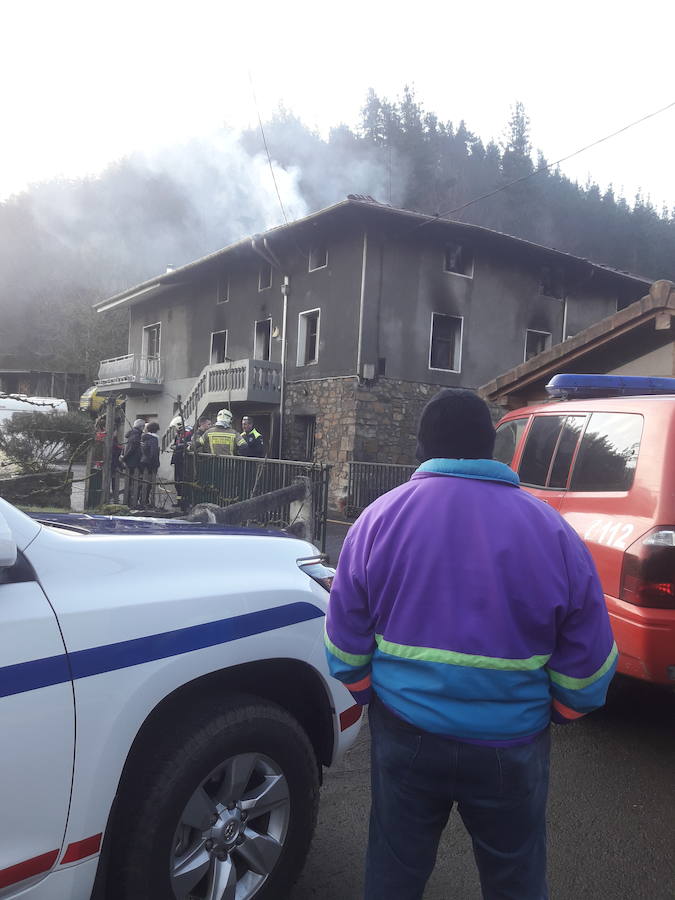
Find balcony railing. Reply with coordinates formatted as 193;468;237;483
96;354;162;387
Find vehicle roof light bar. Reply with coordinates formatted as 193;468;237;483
545;373;675;399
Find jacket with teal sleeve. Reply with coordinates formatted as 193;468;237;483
325;459;617;746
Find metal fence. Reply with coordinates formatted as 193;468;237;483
346;460;416;519
183;454;331;552
84;467;103;509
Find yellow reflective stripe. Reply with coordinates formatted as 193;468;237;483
375;634;550;671
547;642;618;690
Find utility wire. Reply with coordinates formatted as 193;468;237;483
413;98;675;230
248;72;289;226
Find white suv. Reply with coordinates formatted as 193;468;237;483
0;499;361;900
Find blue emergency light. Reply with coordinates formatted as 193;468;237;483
545;373;675;399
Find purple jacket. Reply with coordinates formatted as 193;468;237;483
325;458;617;745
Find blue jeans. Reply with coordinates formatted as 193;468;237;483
365;698;550;900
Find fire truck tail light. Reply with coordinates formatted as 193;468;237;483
620;528;675;610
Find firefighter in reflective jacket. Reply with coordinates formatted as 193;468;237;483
197;409;247;456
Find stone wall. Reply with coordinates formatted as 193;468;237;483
284;377;505;512
354;378;439;466
283;377;359;510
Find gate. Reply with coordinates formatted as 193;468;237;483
183;454;331;552
346;461;416;519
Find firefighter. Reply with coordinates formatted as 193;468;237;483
197;409;247;456
239;416;265;458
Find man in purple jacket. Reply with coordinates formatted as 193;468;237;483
325;389;616;900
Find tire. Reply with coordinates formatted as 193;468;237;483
109;693;320;900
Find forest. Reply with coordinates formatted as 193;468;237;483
1;88;673;383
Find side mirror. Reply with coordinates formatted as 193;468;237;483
0;513;17;569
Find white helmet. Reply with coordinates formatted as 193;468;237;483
169;415;185;429
216;408;233;427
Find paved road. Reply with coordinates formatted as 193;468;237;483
293;523;675;899
291;677;675;900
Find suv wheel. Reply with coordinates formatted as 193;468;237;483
110;694;320;900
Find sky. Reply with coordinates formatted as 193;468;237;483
2;0;674;209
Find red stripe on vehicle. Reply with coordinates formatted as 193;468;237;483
0;849;59;889
339;703;363;731
61;833;102;864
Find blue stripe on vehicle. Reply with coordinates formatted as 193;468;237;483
0;602;324;700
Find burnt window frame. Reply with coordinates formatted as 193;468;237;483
429;312;463;373
258;262;272;292
538;265;565;300
443;242;474;279
253;318;272;361
524;329;552;362
216;273;230;304
308;245;328;272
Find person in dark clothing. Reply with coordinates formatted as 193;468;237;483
139;421;160;507
121;418;145;507
326;389;616;900
240;416;265;458
169;418;193;508
111;438;124;498
190;416;212;453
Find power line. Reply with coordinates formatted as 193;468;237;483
248;72;289;226
414;98;675;230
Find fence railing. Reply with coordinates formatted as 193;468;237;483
84;452;331;551
96;354;162;386
346;460;416;519
183;454;331;551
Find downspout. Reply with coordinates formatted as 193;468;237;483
251;236;288;458
279;277;289;459
356;231;368;380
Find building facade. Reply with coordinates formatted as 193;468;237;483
94;198;650;506
480;280;675;407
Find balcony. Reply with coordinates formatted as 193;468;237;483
182;359;282;421
95;354;163;393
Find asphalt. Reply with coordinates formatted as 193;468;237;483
291;522;675;900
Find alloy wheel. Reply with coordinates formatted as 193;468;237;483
170;752;291;900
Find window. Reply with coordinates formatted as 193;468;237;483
493;418;528;467
548;416;586;488
296;415;316;461
297;309;320;366
143;323;161;359
538;266;564;299
259;262;272;291
210;330;228;365
569;413;643;492
429;313;463;372
254;319;272;361
519;416;565;487
443;242;474;278
525;329;552;361
309;246;328;271
217;273;229;303
519;415;587;489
